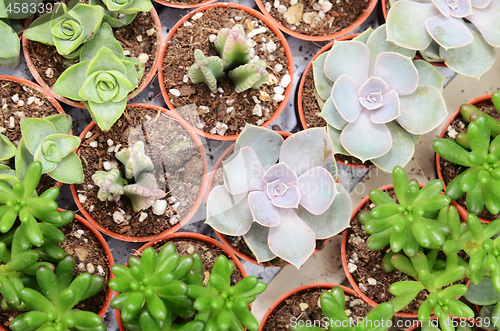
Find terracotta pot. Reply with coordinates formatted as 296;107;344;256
114;232;248;331
255;0;377;41
435;94;493;224
22;7;163;109
152;0;217;9
259;283;365;331
341;184;468;318
158;2;294;141
70;103;209;242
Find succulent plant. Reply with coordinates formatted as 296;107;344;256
88;0;152;28
206;125;351;268
123;173;166;212
188;50;225;94
386;0;499;79
187;255;267;331
10;255;106;331
464;277;500;330
433;112;500;216
116;141;154;180
289;286;394;331
110;242;202;330
92;168;127;201
189;24;270;94
0;18;22;66
53;23;144;131
17;114;83;184
24;2;104;57
0;133;16;161
229;61;270;94
313;33;447;171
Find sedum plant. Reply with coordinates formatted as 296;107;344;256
188;24;269;94
386;0;499;79
289;286;394;331
206;124;351;268
9;255;106;331
53;23;144;131
24;2;104;57
313;27;447;171
17;114;83;184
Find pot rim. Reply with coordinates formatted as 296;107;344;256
22;7;163;109
70;103;209;242
158;2;294;141
152;0;217;9
435;93;494;224
114;232;248;331
254;0;377;41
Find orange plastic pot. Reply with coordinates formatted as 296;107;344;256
152;0;216;9
158;2;294;141
114;232;248;331
255;0;377;41
341;184;468;318
22;7;163;109
259;283;364;331
70;104;209;242
435;94;493;224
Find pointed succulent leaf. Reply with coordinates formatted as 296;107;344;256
33;145;58;173
24;13;56;46
222;147;265;196
206;185;253;236
327;125;349;156
123;173;165;212
45;114;73;135
92;168;128;201
312;52;333;101
0;134;15;162
374;52;418;96
21;118;56;154
188;50;225;93
214;25;250;70
371;122;416;172
87;98;127;131
87;46;126;75
53;61;90;101
386;1;440;50
420;40;443;62
324;40;369;87
234;124;283;168
0;19;19;61
115;141;154;180
353;26;374;44
413;60;445;92
41;134;80;158
80;23;124;62
320;97;348;130
228;61;270;93
268;208;316;269
425;15;474;50
397;85;447;135
467;1;500;47
279;128;334;176
48;152;84;184
15;139;34;180
101;0;152;13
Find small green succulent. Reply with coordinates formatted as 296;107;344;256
188;50;225;94
24;2;104;57
53;23;144;131
0;133;16;161
0;18;22;66
89;0;152;28
17;114;83;184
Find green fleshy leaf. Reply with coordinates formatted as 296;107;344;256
87;98;127;131
234;125;283;168
243;223;276;263
327;125;349;156
87;46;126;74
0;19;19;59
320;97;348;130
69;3;104;42
41;134;80;157
114;0;152;14
0;134;15;161
419;40;442;62
24;13;55;46
45;114;72;135
15;139;34;180
48;152;84;184
52;19;86;56
371;122;415;172
80;22;123;61
353;26;374;44
2;0;43;19
20;118;56;154
33;145;58;173
413;60;445;92
53;61;90;101
102;10;136;28
0;54;19;66
122;57;143;88
312;52;333;101
464;277;500;305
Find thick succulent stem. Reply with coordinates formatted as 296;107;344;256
214;25;250;71
115;141;154;180
188;50;225;93
92;168;128;201
229;61;269;93
123;173;166;212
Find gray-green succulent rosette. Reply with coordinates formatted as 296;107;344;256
53;23;144;131
206;125;351;269
386;0;500;79
24;2;104;57
313;25;447;172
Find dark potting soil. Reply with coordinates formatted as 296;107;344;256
440;103;500;221
262;286;372;331
0;79;61;193
59;220;110;315
26;8;158;96
160;0;205;5
263;0;370;37
74;106;204;238
301;67;374;168
346;189;467;314
162;6;290;137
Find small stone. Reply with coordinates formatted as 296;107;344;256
183;21;193;27
358;283;368;292
45;68;54;78
226;99;235;106
89;141;98;148
283;3;304;25
259;91;271;101
319;0;333;12
234;16;243;21
448;127;458;139
274;0;280;8
252;95;261;104
351;234;364;245
87;263;95;274
186;245;195;255
192;12;203;20
345;309;352;316
290;0;298;4
209;34;217;42
152;200;167;215
203;271;210;285
214;122;228;136
123;50;131;56
78;194;87;204
299;303;309;311
280;74;291;87
277;5;287;13
274;63;283;72
85;131;92;139
247;27;267;39
253;104;263;117
138;53;149;64
256;119;265;125
113;211;126;224
199;106;210;113
138;212;148;223
268;74;279;85
17;100;24;107
146;28;155;36
274;86;285;95
367;278;377;286
103;161;116;171
350;299;365;307
226;107;234;114
266;40;277;52
97;265;105;275
312;3;322;10
27;96;35;105
169;215;180;226
265;2;272;11
89;205;95;212
273;94;285;102
0;127;5;133
183;75;189;83
169;89;181;97
318;10;326;19
107;139;114;146
348;263;357;273
217;87;224;93
11;94;19;103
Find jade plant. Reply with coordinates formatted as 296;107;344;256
24;2;104;57
188;25;269;94
206;124;351;268
92;141;166;212
9;255;106;331
313;29;447;171
53;23;144;131
386;0;499;79
17;114;83;184
433;110;500;216
289;286;394;331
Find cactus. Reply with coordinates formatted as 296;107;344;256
214;25;250;70
188;50;225;94
92;168;128;201
229;61;270;94
123;173;166;212
116;141;154;180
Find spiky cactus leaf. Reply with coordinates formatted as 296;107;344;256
115;141;154;180
228;61;269;94
92;168;128;201
188;49;224;93
214;25;250;70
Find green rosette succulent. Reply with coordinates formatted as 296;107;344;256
9;255;106;331
17;114;83;184
289;286;394;331
24;2;104;57
53;23;144;131
88;0;152;28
